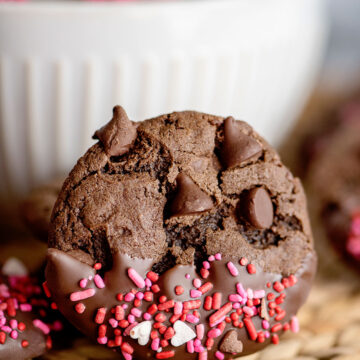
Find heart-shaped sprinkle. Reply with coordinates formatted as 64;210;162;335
129;321;152;346
219;330;243;354
171;321;196;347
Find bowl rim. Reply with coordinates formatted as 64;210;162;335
0;0;242;13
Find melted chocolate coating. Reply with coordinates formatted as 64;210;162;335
46;249;316;359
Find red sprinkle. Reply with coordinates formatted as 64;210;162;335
18;322;26;331
198;282;213;294
209;302;232;326
272;334;279;344
75;303;85;314
239;257;248;266
144;292;153;302
212;293;222;310
116;293;123;302
121;342;134;354
21;340;29;348
271;323;283;333
0;332;5;344
175;286;184;295
156;351;175;359
200;268;209;279
93;263;102;270
115;305;124;321
246;264;256;274
42;281;51;298
151;285;160;293
273;281;284;293
95;307;106;324
243;317;257;341
148;304;158;315
164;327;175;340
158;300;174;311
204;296;212;311
147;271;159;283
184;300;201;310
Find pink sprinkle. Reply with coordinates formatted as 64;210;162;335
196;324;204;340
143;312;152;320
243;307;254;317
0;318;5;327
194;339;201;347
193;279;202;288
122;351;132;360
229;294;242;302
208;255;215;262
10;330;18;339
247;288;254;299
79;278;88;288
262;320;270;329
227;262;238;276
199;350;208;360
70;288;95;302
186;314;199;324
33;319;50;334
202;261;210;270
131;308;142;318
136;292;144;300
253;290;266;299
151;337;160;351
232;302;241;309
128;268;145;289
124;293;135;302
174;302;183;315
20;304;32;312
1;326;11;333
290;316;299;333
122;304;128;309
236;283;247;298
190;290;202;298
215;253;222;260
185;274;190;279
207;328;221;338
9;319;17;329
210;316;225;328
145;278;152;288
88;275;93;281
265;331;270;338
187;339;194;353
94;274;105;289
215;351;224;360
97;336;108;345
195;345;204;353
109;319;118;328
128;315;135;324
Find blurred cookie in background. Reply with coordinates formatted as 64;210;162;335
296;94;360;276
19;179;63;243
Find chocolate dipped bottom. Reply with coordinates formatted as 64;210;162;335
47;108;316;359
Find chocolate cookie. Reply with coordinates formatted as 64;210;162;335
46;107;316;359
305;100;360;272
0;259;59;359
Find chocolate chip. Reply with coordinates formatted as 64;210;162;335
220;116;262;169
169;173;213;217
219;330;243;354
93;106;137;157
239;187;274;229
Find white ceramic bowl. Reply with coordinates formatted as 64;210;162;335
0;0;327;196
